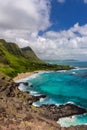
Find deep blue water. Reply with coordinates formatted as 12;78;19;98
46;60;87;68
19;61;87;127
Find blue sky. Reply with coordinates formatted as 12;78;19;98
47;0;87;31
0;0;87;60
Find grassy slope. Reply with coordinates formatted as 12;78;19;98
22;46;43;63
0;39;73;77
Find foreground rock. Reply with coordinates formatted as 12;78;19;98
0;77;87;130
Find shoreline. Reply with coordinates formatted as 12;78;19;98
13;70;45;81
12;70;87;129
0;73;87;129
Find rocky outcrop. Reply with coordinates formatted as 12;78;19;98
0;78;87;130
39;104;87;121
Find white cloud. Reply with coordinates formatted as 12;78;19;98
40;23;87;60
0;0;87;61
0;23;87;61
31;23;87;60
0;0;51;31
0;23;87;60
84;0;87;3
57;0;87;4
57;0;65;3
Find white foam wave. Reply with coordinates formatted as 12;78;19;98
79;67;87;70
18;81;33;91
15;71;50;83
32;102;40;107
72;72;77;74
29;73;41;80
57;114;87;127
65;101;86;109
29;90;41;96
33;97;61;107
39;71;51;74
74;67;80;70
40;97;45;102
66;101;75;105
62;101;76;107
18;83;27;91
74;67;87;71
57;116;77;127
57;70;67;73
16;73;39;83
32;96;48;107
55;104;60;106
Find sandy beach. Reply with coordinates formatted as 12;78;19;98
13;70;44;81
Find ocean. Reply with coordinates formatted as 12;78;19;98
18;60;87;127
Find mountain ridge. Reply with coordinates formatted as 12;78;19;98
21;46;43;63
0;39;73;77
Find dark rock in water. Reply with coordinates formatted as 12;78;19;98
18;82;33;87
40;103;87;121
33;95;46;102
17;82;29;86
28;95;47;104
22;82;29;86
30;84;33;87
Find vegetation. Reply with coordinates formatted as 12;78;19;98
0;39;73;77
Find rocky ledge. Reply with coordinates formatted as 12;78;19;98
40;103;87;121
0;77;87;130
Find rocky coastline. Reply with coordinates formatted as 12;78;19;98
0;76;87;130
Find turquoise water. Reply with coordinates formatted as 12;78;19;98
19;61;87;127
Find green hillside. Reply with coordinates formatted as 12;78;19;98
0;39;44;77
0;39;73;77
22;46;43;63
